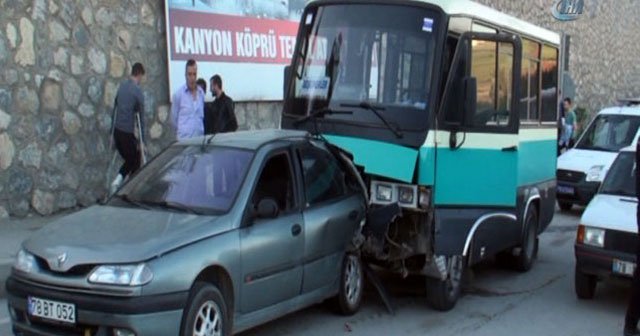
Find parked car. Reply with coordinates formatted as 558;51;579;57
6;130;368;336
557;100;640;211
574;145;637;299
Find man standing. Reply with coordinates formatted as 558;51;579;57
110;62;145;194
559;97;578;153
204;74;238;135
624;141;640;336
171;59;205;140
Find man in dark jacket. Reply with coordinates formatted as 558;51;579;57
625;141;640;336
204;74;238;135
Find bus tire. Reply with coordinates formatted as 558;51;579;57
558;201;573;211
514;206;539;272
426;255;465;311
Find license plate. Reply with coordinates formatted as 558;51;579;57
557;185;575;195
27;296;76;324
612;259;636;277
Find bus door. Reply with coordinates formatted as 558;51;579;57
434;32;522;256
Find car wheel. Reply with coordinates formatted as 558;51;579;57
180;282;230;336
426;255;465;311
558;201;573;211
575;267;597;299
332;253;363;315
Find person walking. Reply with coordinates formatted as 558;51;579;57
624;141;640;336
171;59;205;140
204;74;238;135
110;62;146;194
559;97;578;153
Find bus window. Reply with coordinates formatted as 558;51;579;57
470;40;513;127
540;45;559;122
519;39;540;123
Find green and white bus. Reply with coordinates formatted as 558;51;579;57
282;0;560;310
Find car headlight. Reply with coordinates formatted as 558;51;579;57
375;184;393;202
398;186;415;204
88;264;153;286
14;249;37;274
585;165;605;182
577;225;605;248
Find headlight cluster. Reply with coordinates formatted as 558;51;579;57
585;165;605;182
371;181;429;209
577;225;605;248
13;249;37;273
88;264;153;286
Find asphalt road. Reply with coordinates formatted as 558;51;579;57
0;207;631;336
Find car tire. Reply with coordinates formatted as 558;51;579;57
575;267;597;299
426;255;465;312
332;253;364;315
180;282;231;336
558;201;573;211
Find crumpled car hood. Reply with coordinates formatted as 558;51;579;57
23;205;231;272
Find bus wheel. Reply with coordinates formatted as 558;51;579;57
514;206;539;272
426;255;465;311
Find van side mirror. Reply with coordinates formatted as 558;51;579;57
463;76;477;126
256;198;279;219
283;65;292;100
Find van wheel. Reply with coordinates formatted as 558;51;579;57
426;255;465;311
332;253;363;315
575;267;597;299
558;201;573;211
180;282;230;336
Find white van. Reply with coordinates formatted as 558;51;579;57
556;99;640;211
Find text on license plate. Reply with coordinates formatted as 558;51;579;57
557;185;575;195
28;296;76;324
612;259;636;277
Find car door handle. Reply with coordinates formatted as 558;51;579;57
501;145;518;152
348;210;359;221
291;224;302;236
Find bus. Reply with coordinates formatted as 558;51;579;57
281;0;560;311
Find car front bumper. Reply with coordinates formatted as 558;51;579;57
556;179;600;205
6;276;188;336
575;244;636;279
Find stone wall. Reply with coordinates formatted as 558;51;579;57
476;0;640;112
0;0;638;218
0;0;280;218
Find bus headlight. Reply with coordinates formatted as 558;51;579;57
375;184;393;202
419;188;432;208
398;186;415;204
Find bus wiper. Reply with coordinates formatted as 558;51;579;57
293;108;353;126
341;102;404;139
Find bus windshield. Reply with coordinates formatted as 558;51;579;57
283;4;441;137
575;114;640;152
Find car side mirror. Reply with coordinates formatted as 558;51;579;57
256;198;279;219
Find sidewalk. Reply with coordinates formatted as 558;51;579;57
0;211;72;298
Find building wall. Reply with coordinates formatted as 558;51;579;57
0;0;638;217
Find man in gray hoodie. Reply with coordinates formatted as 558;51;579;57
110;63;146;194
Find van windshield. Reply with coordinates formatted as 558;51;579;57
575;114;640;152
600;152;636;197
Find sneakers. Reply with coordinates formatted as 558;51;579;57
110;174;124;195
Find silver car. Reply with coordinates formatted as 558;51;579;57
6;130;367;336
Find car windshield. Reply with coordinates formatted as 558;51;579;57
283;4;438;131
575;114;640;152
114;145;253;215
600;152;636;197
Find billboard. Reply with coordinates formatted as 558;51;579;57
165;0;305;101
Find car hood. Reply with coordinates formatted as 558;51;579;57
23;205;231;272
557;149;618;175
581;194;637;234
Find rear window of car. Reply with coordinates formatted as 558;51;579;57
116;145;254;214
600;152;636;197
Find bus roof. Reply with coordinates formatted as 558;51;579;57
425;0;560;45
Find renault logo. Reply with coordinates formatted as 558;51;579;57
57;253;68;267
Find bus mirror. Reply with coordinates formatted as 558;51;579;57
283;65;292;99
463;76;477;126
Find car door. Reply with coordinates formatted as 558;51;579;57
296;142;365;293
239;149;304;313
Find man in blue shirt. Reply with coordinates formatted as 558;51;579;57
171;59;205;140
110;62;145;194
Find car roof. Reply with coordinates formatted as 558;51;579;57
179;129;310;150
597;105;640;116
